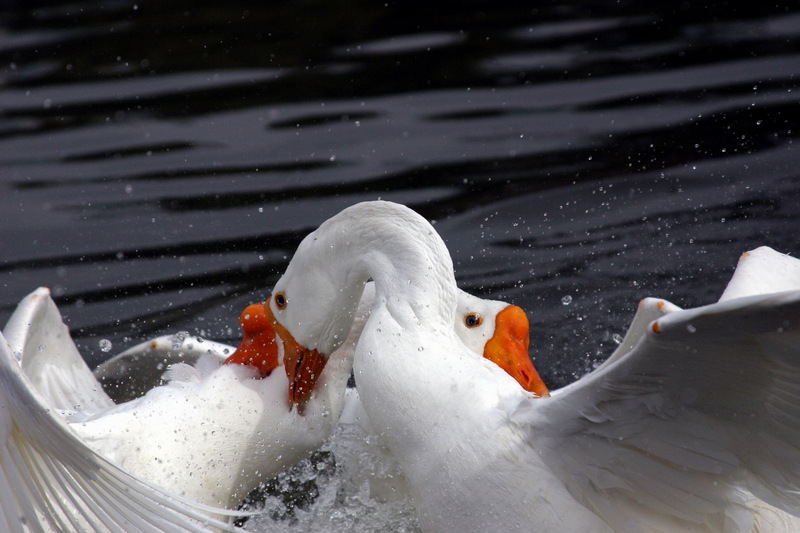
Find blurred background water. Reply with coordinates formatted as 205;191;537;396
0;1;799;528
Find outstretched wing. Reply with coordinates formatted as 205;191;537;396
719;247;800;302
3;288;114;412
594;297;682;372
0;332;241;533
522;290;800;532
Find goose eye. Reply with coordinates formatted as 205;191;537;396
464;312;483;328
274;292;287;310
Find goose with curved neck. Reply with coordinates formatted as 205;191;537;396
264;202;549;413
265;201;800;533
272;201;458;353
1;258;543;529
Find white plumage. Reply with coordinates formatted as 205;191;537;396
0;297;238;532
1;270;534;530
0;287;346;530
262;200;800;533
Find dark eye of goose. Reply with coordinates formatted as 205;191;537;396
464;312;483;328
275;292;287;309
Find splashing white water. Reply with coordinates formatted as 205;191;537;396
244;420;421;533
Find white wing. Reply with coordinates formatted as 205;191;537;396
594;297;681;372
522;290;800;532
597;246;799;375
719;246;800;301
0;331;241;533
3;287;114;412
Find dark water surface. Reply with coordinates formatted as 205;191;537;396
1;1;799;391
2;1;800;529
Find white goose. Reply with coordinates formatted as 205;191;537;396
1;277;541;529
261;200;800;533
0;298;238;532
1;288;339;514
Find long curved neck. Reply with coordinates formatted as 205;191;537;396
284;202;458;356
324;202;458;328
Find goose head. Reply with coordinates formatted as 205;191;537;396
455;291;549;398
228;202;548;413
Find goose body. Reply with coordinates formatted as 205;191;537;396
0;305;237;532
2;288;350;512
1;271;538;529
262;200;800;533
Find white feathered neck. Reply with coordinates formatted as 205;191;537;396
273;201;459;356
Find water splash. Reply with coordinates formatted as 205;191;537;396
171;331;188;349
244;422;421;533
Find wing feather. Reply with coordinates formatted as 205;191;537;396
520;290;800;532
1;331;241;532
719;247;800;302
3;288;114;412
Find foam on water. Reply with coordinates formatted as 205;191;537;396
244;422;421;533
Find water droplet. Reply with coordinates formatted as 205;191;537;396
99;339;113;352
561;295;573;305
38;345;45;352
686;324;697;333
171;331;188;349
612;333;624;345
417;346;424;351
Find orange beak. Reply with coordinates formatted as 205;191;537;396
484;305;550;398
224;303;279;377
260;298;328;416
